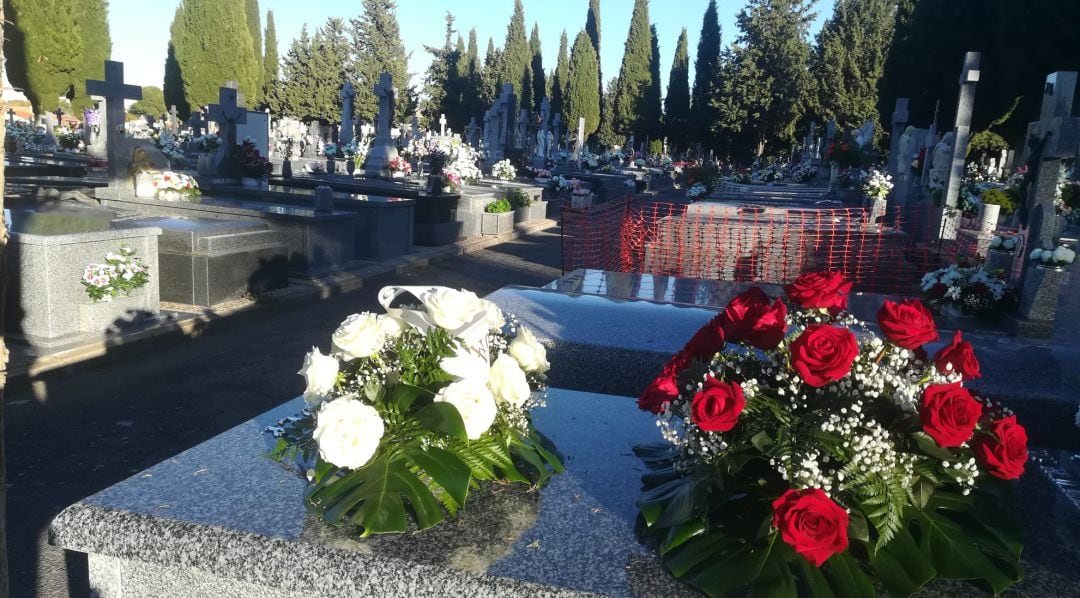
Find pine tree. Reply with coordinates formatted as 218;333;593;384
71;0;111;112
499;0;532;112
277;25;315;119
129;86;167;117
714;0;813;158
551;31;570;117
308;18;351;123
529;23;546;110
690;0;721;147
245;0;262;105
810;0;895;133
644;24;663;141
5;0;82;114
565;30;600;139
350;0;409;123
170;0;259;112
480;37;501;108
262;10;279;113
665;28;691;147
611;0;653;140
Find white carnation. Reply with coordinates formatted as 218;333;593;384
332;313;397;360
422;288;486;332
435;379;497;440
508;326;549;374
298;347;339;403
488;354;531;408
480;299;506;330
313;399;384;469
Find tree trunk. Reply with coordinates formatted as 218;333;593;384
0;2;12;594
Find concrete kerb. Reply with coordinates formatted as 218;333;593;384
8;219;558;381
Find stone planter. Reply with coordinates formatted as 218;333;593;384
513;206;531;224
197;154;214;176
528;201;549;222
1019;263;1070;321
481;211;515;236
134;172;155;198
78;291;148;334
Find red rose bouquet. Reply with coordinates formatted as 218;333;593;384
636;272;1026;597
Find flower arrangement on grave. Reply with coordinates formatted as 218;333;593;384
752;163;784;183
231;139;273;179
322;142;339;158
686;182;708;201
534;168;552;182
192;133;220;154
388;155;412;174
824;140;865;168
788;162;817;184
506;188;532;209
151;171;201;200
56;130;84;151
921;264;1015;317
6;121;46;150
989;234;1021;253
635;272;1026;597
862;168;893;200
1054;164;1080;221
484;198;513;213
569;178;590;197
1029;244;1076;268
634;158;646;168
492;159;516;181
979;186;1017;216
81;246;151;303
443;171;462;193
267;286;563;536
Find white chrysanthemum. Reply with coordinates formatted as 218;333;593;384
1053;246;1075;264
435;379;497;440
313;399;384;469
488;353;531;408
508;326;549;374
298;347;339;403
480;299;506;330
332;313;397;360
422;288;486;331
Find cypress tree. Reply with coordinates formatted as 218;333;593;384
611;0;652;140
308;18;351;123
596;76;618;147
5;0;82;114
811;0;895;133
262;10;279;113
585;0;602;130
644;24;663;141
565;30;600;139
551;31;570;117
420;12;459;130
462;29;483;119
690;0;721;147
71;0;111;112
480;37;501;108
163;37;189;119
664;28;690;146
499;0;532;112
129;86;167;117
171;0;259;111
245;0;262;105
529;23;546;110
350;0;409;123
277;25;314;119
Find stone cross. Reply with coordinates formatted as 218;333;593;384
207;86;248;173
188;111;206;136
340;81;356;147
887;98;910;175
1024;71;1080;250
552;113;562;151
515;109;528;150
6;108;13;125
85;60;143;183
540;97;551;132
365;72;400;176
53;107;64;127
439;113;447;136
466;116;479;148
802;121;816;161
937;51;981;241
574;116;585;165
168;105;179;135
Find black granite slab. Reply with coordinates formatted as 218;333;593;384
51;389;696;597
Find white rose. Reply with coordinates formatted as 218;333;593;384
440;350;490;382
435;379;497;440
298;347;339;403
480;299;506;330
508;326;549;374
1053;246;1076;264
422;288;486;331
488;354;531;408
332;313;392;360
313;399;384;469
1030;248;1044;261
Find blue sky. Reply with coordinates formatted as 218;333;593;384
108;0;833;97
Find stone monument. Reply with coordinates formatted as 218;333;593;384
938;51;982;241
85;60;144;186
207;86;248;175
365;72;400;177
188;111;206;137
465;116;479;148
83;103;107;159
573;116;585;166
887;98;910;175
340;81;356;147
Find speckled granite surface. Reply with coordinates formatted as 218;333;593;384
51;389;697;597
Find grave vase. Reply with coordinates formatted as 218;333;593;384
345;158;356;176
986;249;1016;278
427;175;445;195
1019;263;1070;322
197;155;214;176
513;206;531;224
326;158;337;175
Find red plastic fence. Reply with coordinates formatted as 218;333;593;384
562;198;1020;295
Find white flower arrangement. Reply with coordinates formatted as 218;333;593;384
921;264;1012;316
151;171;200;199
492;159;516;181
989;235;1020;253
267;286;563;537
862;168;894;200
1029;245;1076;267
81;246;151;303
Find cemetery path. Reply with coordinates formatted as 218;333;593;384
4;227;563;598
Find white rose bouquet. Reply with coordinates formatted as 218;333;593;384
491;158;516;181
268;286;562;536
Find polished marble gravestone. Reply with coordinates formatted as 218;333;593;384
50;388;695;598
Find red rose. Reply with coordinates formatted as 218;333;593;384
928;283;948;300
772;488;849;567
785;270;853;311
877;299;938;349
933;330;981;380
638;353;691;413
721;287;788;350
789;325;859;387
973;416;1028;480
920;383;982;448
682;314;727;360
691;376;745;432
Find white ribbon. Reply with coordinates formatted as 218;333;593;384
377;285;491;357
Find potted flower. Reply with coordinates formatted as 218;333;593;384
686;182;708;201
491;159;516;181
1028;244;1075;271
426;150;448;194
482;198;515;235
323;142;340;174
342;142;358;176
506;188;533;224
79;246;152;332
388;155;412;179
862;168;893;201
232;140;273;188
151;171;201;202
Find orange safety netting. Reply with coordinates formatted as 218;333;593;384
562;198;1021;295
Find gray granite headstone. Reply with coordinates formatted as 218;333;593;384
552;113;562;152
207;86;247;175
364;72;400;176
340;81;355;147
465;116;479;148
939;51;981;241
887;98;909;175
573;117;585;166
1024;71;1080;250
85;60;143;185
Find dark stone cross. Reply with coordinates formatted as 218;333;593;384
207;86;248;174
85;60;142;181
6;108;14;125
1024;71;1080;250
187;111;206;137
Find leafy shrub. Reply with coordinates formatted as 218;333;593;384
484;198;512;213
981;187;1017;216
506;189;532;208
